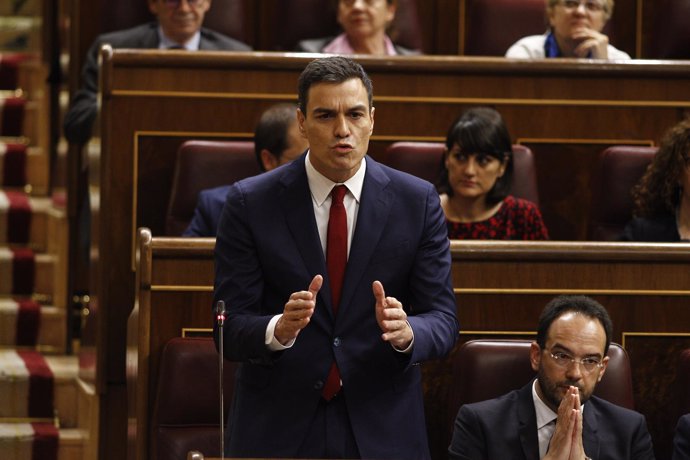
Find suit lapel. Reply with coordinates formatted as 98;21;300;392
143;22;162;48
582;398;600;459
518;382;540;460
280;158;332;316
338;158;391;313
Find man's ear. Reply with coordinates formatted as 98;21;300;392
260;149;279;171
529;342;541;372
369;106;375;134
147;0;158;15
297;108;307;137
597;355;610;382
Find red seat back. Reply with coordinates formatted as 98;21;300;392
166;140;260;235
587;145;657;241
151;337;238;460
384;141;540;205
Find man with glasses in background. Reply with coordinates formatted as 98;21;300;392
505;0;631;59
448;295;654;460
64;0;251;145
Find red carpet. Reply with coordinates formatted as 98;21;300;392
0;96;26;137
16;298;40;346
6;190;31;244
17;350;54;418
2;143;27;187
11;247;34;295
31;422;59;460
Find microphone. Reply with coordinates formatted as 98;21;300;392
215;300;227;459
186;451;204;460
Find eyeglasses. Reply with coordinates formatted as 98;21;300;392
559;0;606;13
163;0;204;8
547;349;604;373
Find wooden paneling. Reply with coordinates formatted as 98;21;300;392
95;51;690;460
131;235;690;460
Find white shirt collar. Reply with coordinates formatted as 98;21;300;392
532;379;558;430
304;150;366;205
158;26;201;50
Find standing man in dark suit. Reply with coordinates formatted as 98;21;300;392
64;0;251;145
213;56;458;459
674;414;690;460
183;103;308;237
449;295;655;460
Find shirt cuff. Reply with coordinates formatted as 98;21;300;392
265;314;295;351
391;321;414;354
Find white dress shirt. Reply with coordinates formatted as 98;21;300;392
264;152;365;350
532;379;586;459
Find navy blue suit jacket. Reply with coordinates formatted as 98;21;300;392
674;414;690;460
213;154;458;459
449;381;655;460
64;22;251;145
183;185;230;237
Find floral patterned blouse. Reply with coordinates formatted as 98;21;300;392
446;196;549;240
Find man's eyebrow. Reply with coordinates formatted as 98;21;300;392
347;104;368;112
311;104;368;114
311;107;334;115
550;343;603;358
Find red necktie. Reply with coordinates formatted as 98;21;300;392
322;185;347;400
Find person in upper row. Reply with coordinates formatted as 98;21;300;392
619;119;690;242
183;103;308;237
296;0;419;56
64;0;251;146
436;107;549;240
505;0;630;59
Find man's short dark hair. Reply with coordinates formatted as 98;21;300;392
297;56;373;115
254;103;299;171
536;295;613;354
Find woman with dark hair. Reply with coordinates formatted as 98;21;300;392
619;119;690;241
437;107;549;240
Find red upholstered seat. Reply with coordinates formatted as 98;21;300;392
646;0;690;58
447;339;635;443
384;141;540;205
463;0;548;56
151;337;238;460
587;145;657;241
165;140;260;235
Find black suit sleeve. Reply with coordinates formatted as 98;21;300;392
63;39;101;145
673;415;690;460
449;405;489;460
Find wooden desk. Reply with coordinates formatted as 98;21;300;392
130;232;690;460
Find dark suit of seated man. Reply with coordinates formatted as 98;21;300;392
675;414;690;460
183;103;308;237
449;295;655;460
64;0;251;146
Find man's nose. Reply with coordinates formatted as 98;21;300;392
564;360;584;379
334;115;350;138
